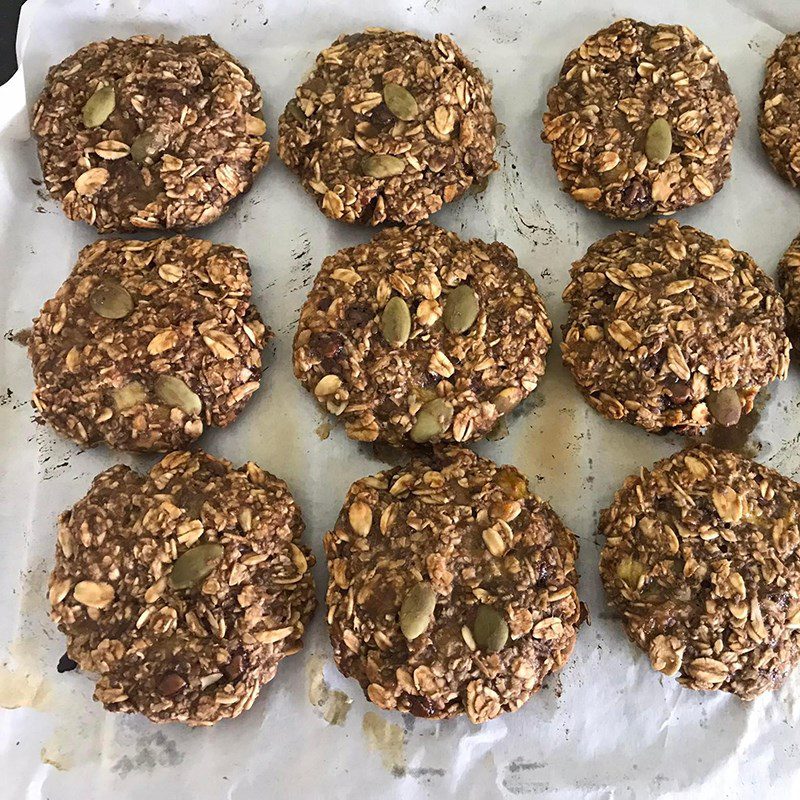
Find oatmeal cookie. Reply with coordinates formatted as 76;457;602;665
32;35;269;232
29;236;268;452
779;232;800;347
542;18;739;220
760;33;800;187
600;445;800;700
49;450;316;726
325;446;581;722
293;223;551;445
562;220;789;435
277;28;497;226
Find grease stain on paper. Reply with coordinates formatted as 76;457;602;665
362;711;406;776
306;654;352;726
112;731;184;776
0;665;48;709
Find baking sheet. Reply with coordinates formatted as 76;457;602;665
2;0;800;797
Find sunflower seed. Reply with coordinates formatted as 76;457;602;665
168;543;224;590
410;398;453;443
399;581;436;640
89;281;134;319
361;154;405;178
383;83;418;121
155;375;202;415
645;118;672;164
82;86;115;128
472;604;508;651
443;284;479;334
707;387;741;427
380;296;412;346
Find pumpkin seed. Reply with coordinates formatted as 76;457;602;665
383;83;418;121
112;381;146;411
645;118;672;165
130;132;155;163
399;581;436;640
443;284;479;334
168;543;224;590
82;86;116;128
89;281;134;319
472;604;508;652
286;99;306;123
155;375;202;416
410;398;453;443
361;154;405;178
707;387;741;427
381;296;412;346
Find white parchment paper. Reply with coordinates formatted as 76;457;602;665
2;0;800;797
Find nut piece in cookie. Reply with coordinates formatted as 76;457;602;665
562;220;789;435
32;35;270;232
49;450;316;726
600;445;800;700
293;223;551;445
779;233;800;347
760;33;800;187
278;28;498;225
324;446;582;722
542;18;739;220
29;236;269;452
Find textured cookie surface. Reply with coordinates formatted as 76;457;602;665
277;28;497;226
562;220;789;434
32;35;269;232
30;236;268;452
293;223;551;445
325;446;581;722
600;445;800;700
779;232;800;347
542;18;739;220
760;33;800;187
49;450;316;725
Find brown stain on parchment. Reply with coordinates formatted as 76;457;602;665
362;711;406;776
306;654;352;726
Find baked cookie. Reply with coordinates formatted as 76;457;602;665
760;33;800;187
49;450;316;726
600;445;800;700
293;223;551;445
277;28;497;225
32;35;269;232
779;233;800;346
325;446;581;722
29;236;268;452
562;220;789;435
542;18;739;219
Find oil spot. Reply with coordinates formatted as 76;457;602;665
503;759;548;795
111;732;184;776
0;665;48;709
41;739;71;771
315;421;332;441
362;711;406;776
306;654;352;725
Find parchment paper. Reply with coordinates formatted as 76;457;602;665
2;1;800;797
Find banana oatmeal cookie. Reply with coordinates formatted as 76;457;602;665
562;220;789;435
29;236;268;452
760;33;800;187
325;446;581;722
293;223;551;445
600;445;800;700
49;450;316;726
779;232;800;347
542;18;739;220
32;35;269;232
277;28;498;225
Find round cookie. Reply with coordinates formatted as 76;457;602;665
760;33;800;187
542;18;739;220
293;223;551;445
29;236;268;452
562;220;789;435
32;35;270;233
277;28;497;226
49;450;316;726
778;232;800;346
600;445;800;700
324;446;581;722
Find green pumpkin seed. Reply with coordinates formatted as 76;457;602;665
155;375;202;416
130;132;156;164
410;398;453;443
89;281;134;319
645;118;672;165
381;296;412;346
286;99;307;123
361;154;405;178
168;543;223;590
707;387;741;427
112;381;146;411
472;604;509;652
82;86;116;128
383;83;418;121
443;284;479;334
399;581;436;640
